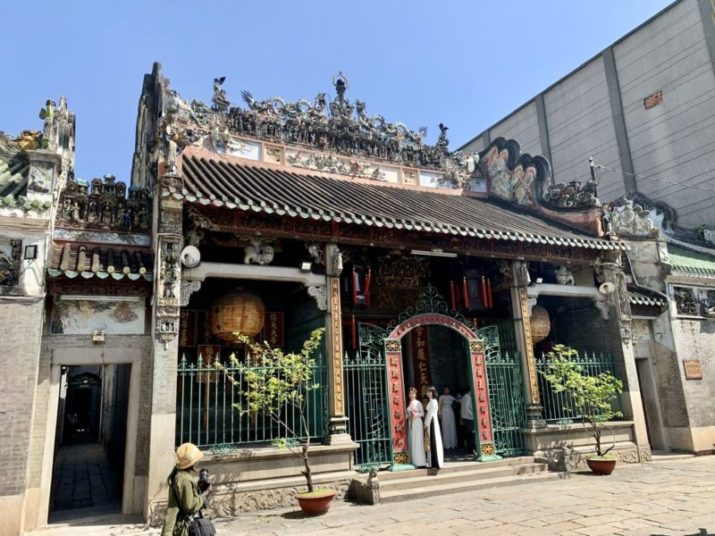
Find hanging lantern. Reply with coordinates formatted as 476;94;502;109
529;305;551;343
210;291;265;341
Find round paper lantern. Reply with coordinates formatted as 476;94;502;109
210;291;265;341
529;305;551;343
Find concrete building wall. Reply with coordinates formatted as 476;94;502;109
461;133;488;156
544;59;622;194
669;315;715;451
460;0;715;228
489;102;542;158
614;0;715;226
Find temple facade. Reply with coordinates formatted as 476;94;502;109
6;62;714;534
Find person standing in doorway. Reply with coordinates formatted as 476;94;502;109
407;387;427;467
460;389;475;452
424;386;444;469
162;443;211;536
438;387;458;450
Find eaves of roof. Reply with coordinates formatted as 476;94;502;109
170;154;625;252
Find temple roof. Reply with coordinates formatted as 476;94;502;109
47;242;153;281
628;288;667;308
668;244;715;278
0;134;31;206
170;154;625;251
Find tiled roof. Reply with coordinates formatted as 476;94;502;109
628;289;667;308
48;242;153;281
668;244;715;277
170;154;625;251
0;135;29;201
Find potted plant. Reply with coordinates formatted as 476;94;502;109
542;345;623;475
228;328;336;514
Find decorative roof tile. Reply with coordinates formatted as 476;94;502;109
48;242;153;281
628;289;667;308
176;154;625;251
668;244;715;277
0;133;39;211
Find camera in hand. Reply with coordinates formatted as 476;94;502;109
198;469;210;493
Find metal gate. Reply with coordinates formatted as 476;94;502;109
479;325;526;457
343;323;392;470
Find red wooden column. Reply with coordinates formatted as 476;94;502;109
385;338;408;464
469;340;498;460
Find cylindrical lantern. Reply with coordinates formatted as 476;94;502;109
209;291;265;342
529;305;551;343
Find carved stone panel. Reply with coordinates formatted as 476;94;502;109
156;235;182;343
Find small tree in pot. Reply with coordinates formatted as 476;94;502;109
228;328;336;513
542;345;623;474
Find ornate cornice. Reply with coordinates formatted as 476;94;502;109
187;206;607;263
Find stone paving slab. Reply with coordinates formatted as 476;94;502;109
26;456;715;536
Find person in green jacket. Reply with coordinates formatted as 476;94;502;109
162;442;209;536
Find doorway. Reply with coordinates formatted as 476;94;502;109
49;364;131;521
402;325;472;460
384;311;499;465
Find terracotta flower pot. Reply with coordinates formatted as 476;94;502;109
296;489;337;515
587;457;617;475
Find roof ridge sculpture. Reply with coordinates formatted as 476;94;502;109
56;174;152;232
163;74;478;187
604;191;715;248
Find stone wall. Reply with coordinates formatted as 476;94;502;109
0;299;44;536
671;317;715;452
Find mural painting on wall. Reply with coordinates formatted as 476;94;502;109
50;298;145;334
479;137;599;211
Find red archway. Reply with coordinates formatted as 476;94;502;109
384;312;498;464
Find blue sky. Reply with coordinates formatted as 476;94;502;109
1;0;672;182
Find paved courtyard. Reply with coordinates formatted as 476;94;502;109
29;455;715;536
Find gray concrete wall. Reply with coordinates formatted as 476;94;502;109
461;0;715;228
544;58;622;192
490;102;542;157
614;0;715;226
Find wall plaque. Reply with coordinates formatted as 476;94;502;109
683;359;703;380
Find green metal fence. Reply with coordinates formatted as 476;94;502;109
344;323;392;471
478;325;526;457
176;351;328;449
536;351;622;424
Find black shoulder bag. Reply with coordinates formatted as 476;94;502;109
171;477;216;536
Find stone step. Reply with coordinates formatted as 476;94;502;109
379;462;547;492
377;456;539;481
379;469;561;504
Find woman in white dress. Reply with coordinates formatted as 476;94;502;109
406;387;426;467
424;386;444;469
438;387;458;450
